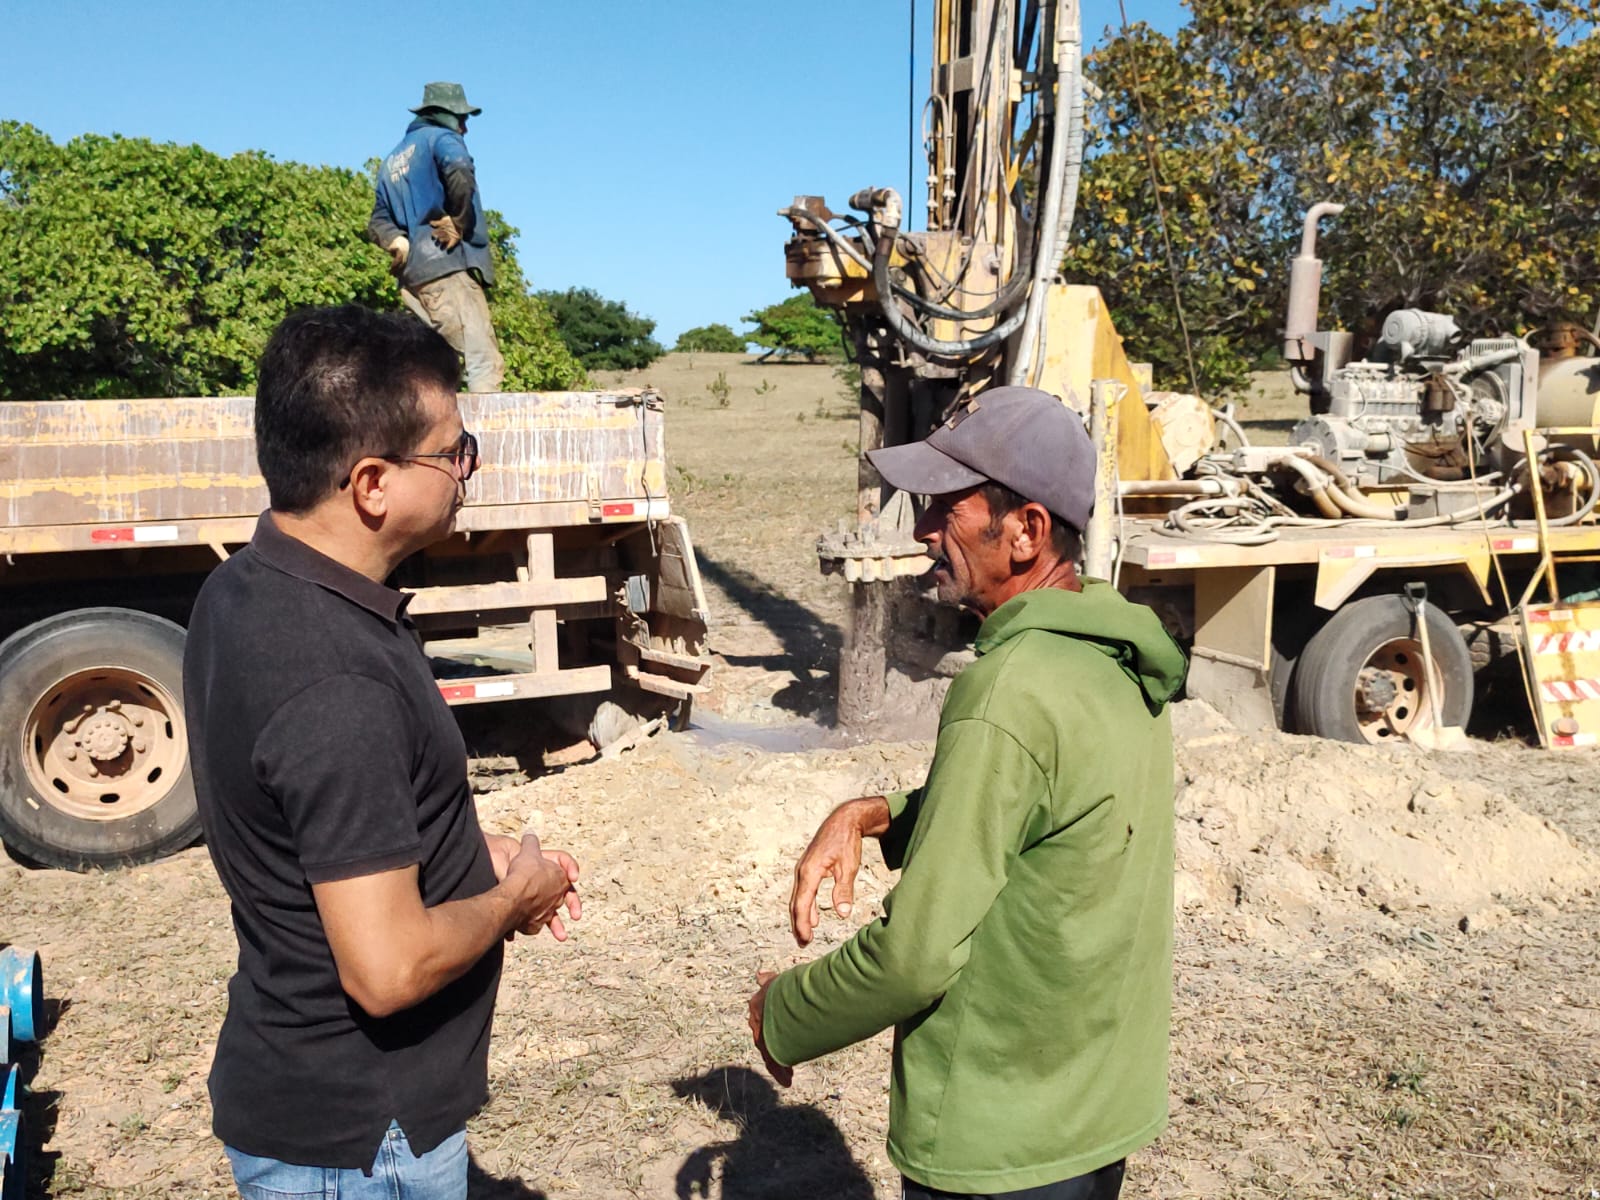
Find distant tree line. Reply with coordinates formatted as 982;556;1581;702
541;292;848;371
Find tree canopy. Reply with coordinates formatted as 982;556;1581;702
1064;0;1599;395
744;293;845;362
0;122;584;399
535;287;665;371
673;322;748;353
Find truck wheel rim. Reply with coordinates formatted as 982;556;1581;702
20;667;187;823
1354;638;1432;742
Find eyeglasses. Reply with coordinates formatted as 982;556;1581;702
383;430;481;482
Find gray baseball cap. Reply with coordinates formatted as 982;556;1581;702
865;385;1095;530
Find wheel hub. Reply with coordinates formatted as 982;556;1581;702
74;706;134;762
1353;637;1429;742
21;668;185;822
1356;668;1400;713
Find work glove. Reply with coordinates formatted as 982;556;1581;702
385;235;410;275
429;215;463;251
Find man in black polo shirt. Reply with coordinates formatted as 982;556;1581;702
185;305;580;1200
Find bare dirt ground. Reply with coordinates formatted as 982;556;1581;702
3;357;1599;1199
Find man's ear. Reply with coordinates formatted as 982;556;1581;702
347;458;392;519
1010;502;1053;564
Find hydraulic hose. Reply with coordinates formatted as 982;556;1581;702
890;229;1035;323
781;206;874;273
1300;454;1359;495
1008;9;1081;387
1326;482;1405;520
1538;446;1600;527
1118;478;1238;497
863;189;1030;357
1211;406;1250;449
1279;456;1345;519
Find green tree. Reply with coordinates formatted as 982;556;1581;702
1066;0;1599;396
0;122;583;399
1065;19;1273;395
535;287;664;371
673;322;748;353
743;293;845;362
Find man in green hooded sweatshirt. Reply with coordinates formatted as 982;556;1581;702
748;385;1187;1200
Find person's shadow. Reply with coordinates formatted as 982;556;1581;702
468;1155;548;1198
671;1066;875;1199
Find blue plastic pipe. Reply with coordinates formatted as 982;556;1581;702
0;1108;19;1200
2;1065;16;1111
0;951;42;1044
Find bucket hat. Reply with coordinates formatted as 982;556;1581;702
410;82;482;117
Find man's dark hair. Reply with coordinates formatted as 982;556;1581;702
980;481;1083;563
255;305;461;513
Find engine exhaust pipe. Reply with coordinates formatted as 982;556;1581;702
1283;202;1346;366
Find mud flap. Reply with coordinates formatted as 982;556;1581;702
615;517;712;710
1520;599;1600;748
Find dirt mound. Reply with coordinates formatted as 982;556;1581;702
476;703;1596;951
1170;702;1598;936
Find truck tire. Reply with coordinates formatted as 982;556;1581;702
1291;594;1474;745
0;609;201;870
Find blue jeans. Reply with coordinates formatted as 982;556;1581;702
225;1122;467;1200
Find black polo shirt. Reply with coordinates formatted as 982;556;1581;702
184;512;501;1169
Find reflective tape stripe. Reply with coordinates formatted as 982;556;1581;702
1147;548;1200;566
90;525;179;543
438;681;517;702
1532;631;1600;655
1539;678;1600;703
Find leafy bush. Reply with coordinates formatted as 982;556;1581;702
674;323;747;353
0;122;583;398
535;286;664;372
744;293;846;362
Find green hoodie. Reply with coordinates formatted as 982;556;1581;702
763;581;1187;1194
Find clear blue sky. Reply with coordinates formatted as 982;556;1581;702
4;0;1186;344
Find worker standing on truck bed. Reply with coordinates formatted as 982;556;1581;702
749;386;1187;1200
185;306;578;1199
369;81;506;393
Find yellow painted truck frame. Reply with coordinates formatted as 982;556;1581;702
0;389;709;870
1118;505;1600;749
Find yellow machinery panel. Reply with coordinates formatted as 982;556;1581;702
1037;284;1177;482
1521;600;1600;748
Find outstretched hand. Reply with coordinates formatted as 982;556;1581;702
789;800;875;947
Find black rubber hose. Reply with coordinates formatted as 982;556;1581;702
867;193;1029;358
783;203;1032;323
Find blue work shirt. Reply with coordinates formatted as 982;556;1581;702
371;119;496;291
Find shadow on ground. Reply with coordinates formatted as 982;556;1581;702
671;1066;874;1200
695;552;841;722
469;1156;549;1198
11;995;66;1199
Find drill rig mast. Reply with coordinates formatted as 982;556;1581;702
782;0;1178;725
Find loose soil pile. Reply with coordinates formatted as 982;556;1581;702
2;358;1596;1198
